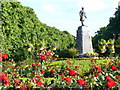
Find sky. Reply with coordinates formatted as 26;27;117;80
19;0;120;36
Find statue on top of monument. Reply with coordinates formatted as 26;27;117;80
79;7;87;26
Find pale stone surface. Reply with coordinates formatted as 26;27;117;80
76;26;93;54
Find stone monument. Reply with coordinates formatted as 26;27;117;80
76;7;93;54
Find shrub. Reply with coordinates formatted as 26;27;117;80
84;52;99;58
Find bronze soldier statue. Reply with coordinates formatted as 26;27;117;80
79;7;87;26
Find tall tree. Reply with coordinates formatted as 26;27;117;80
1;1;76;60
93;5;120;55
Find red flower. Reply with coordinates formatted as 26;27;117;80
110;65;117;71
67;68;72;71
90;60;94;63
37;64;41;67
37;81;42;86
54;64;57;67
40;54;46;59
105;76;117;88
45;83;49;86
14;79;21;83
0;57;2;61
35;63;41;67
64;77;72;83
19;84;27;88
94;66;101;72
0;73;10;85
106;81;117;88
109;62;113;64
106;81;113;88
32;63;36;66
95;74;99;77
33;76;42;83
41;70;45;74
62;76;65;79
53;57;57;60
27;86;32;88
105;76;113;81
67;61;72;65
4;82;10;85
45;52;51;56
75;66;80;69
32;63;40;67
68;70;77;76
67;68;77;76
50;70;55;73
2;53;8;59
115;75;119;79
36;76;41;79
77;79;86;86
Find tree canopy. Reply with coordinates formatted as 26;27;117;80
1;1;76;60
93;6;120;55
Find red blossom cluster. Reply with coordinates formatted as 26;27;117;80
90;60;94;63
14;79;21;83
45;52;51;56
16;84;27;88
67;61;72;65
33;76;43;86
50;70;55;73
67;68;77;76
32;63;41;67
94;66;102;72
105;76;117;88
110;65;117;71
40;54;46;60
34;52;57;61
64;77;72;83
77;79;87;86
75;66;80;69
0;73;10;85
0;53;9;61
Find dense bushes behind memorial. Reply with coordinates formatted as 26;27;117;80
1;1;76;61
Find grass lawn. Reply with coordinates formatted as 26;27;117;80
50;59;111;65
49;59;111;75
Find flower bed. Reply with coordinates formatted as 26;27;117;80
0;53;120;89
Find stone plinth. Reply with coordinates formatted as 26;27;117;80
76;26;93;54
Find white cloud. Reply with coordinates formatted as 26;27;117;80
76;0;108;12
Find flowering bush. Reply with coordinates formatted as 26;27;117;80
0;51;120;89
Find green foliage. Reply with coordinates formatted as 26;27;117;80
67;48;79;58
107;39;115;53
115;37;120;55
97;39;115;57
1;1;76;61
115;37;120;47
58;48;78;58
98;39;107;53
84;52;99;57
93;6;120;55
